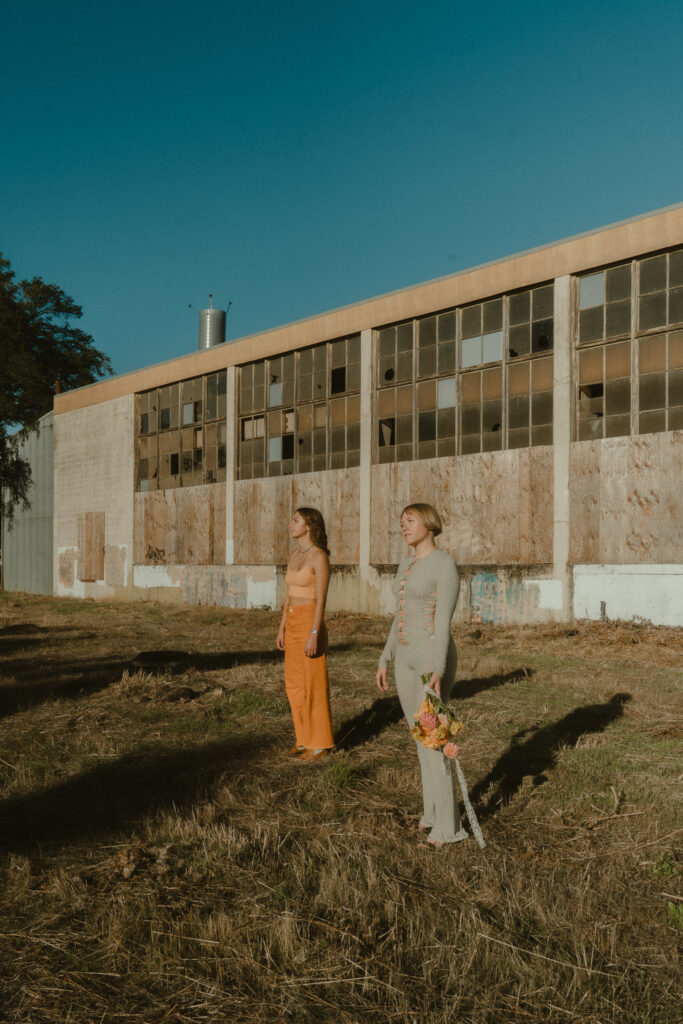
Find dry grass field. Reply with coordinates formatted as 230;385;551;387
0;590;681;1024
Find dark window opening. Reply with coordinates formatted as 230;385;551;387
384;367;395;382
330;366;346;394
140;413;149;433
160;408;171;430
579;383;604;399
532;319;554;352
379;418;395;446
170;453;179;475
282;434;294;460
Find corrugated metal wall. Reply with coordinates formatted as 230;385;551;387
2;413;54;595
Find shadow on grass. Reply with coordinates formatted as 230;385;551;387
469;693;632;820
453;667;534;701
0;735;256;855
0;658;132;720
0;643;351;720
335;695;404;751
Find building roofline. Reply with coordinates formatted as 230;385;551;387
55;201;683;413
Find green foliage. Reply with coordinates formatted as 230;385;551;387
0;253;112;522
651;851;679;879
324;753;363;790
228;690;288;716
666;901;683;930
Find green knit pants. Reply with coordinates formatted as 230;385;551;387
395;639;468;844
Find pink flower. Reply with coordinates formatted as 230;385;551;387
443;742;459;759
419;712;438;732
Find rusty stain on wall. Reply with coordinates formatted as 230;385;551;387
371;448;554;566
134;483;226;565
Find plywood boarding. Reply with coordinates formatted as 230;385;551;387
570;432;683;564
134;483;226;565
234;468;361;565
371;449;554;566
77;511;105;581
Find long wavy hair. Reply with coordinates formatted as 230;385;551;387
296;507;330;556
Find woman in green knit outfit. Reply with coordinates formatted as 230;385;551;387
376;503;468;849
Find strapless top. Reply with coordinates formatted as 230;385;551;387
285;565;316;599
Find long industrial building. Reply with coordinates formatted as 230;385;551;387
4;204;683;625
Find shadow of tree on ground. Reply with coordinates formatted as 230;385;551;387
469;693;632;821
0;735;257;855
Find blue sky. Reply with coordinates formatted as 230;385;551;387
2;0;682;376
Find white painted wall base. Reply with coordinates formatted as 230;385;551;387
573;564;683;626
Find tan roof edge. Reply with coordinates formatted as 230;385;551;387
55;201;683;415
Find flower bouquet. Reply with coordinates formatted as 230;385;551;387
411;675;464;758
411;672;485;849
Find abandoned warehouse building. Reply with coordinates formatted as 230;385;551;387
4;203;683;626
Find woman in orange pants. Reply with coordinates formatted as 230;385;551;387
276;507;334;761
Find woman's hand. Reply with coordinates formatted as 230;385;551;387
276;628;285;652
427;673;442;698
304;633;318;658
376;666;389;692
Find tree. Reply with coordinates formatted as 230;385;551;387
0;253;112;523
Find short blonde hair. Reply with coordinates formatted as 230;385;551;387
401;503;443;537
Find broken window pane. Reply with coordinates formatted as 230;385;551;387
531;319;553;352
379;418;395;447
330;366;346;394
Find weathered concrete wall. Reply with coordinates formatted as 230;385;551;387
2;413;54;595
573;565;683;626
371;449;554;566
54;395;134;598
234;468;361;565
131;563;277;609
569;432;683;564
134;484;226;565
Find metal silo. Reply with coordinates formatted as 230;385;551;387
198;295;227;350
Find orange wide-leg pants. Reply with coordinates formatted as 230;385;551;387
284;604;334;750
